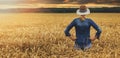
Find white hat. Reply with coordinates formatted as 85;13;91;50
76;8;90;15
76;5;90;15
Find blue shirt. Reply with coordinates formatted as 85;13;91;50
64;18;102;48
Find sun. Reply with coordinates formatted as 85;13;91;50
0;0;39;4
0;0;20;4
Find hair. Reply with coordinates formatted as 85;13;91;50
79;5;87;21
79;5;87;12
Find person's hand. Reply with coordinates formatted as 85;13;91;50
69;36;76;41
90;36;97;41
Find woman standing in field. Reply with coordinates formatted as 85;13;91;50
64;5;102;51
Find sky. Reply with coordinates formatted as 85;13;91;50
0;0;119;4
0;0;119;9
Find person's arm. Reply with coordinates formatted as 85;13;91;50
64;19;76;41
89;19;102;41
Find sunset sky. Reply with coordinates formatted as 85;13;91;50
0;0;120;4
0;0;119;9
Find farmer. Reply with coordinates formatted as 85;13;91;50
64;5;102;50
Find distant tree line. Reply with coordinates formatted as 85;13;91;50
1;7;119;13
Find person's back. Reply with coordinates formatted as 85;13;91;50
64;5;102;50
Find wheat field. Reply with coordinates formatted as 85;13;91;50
0;13;119;58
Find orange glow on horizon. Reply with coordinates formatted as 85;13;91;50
64;0;69;2
0;3;119;9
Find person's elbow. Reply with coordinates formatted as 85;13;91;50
97;27;102;34
64;29;71;36
64;29;67;34
97;29;102;34
99;29;102;34
64;29;68;36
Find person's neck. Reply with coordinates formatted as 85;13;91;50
80;16;86;21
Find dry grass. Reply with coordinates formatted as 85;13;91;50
0;13;119;58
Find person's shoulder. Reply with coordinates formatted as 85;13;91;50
72;18;79;21
86;18;94;22
86;18;92;20
74;18;79;20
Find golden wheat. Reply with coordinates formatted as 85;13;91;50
0;13;119;58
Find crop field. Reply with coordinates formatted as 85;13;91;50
0;13;119;58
